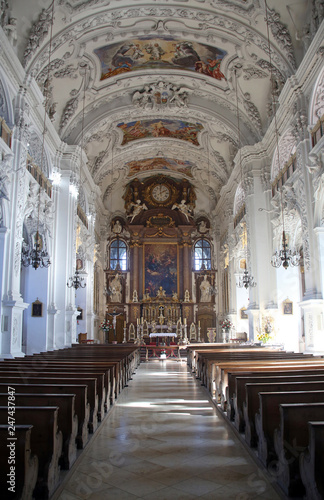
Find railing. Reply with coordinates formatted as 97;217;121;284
271;153;297;197
77;204;89;229
26;155;52;198
310;115;324;148
0;118;12;148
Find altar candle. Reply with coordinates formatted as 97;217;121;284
198;321;201;328
124;321;126;327
137;318;139;325
184;318;187;325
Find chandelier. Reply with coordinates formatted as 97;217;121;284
263;0;301;270
237;268;257;289
22;2;55;270
67;269;86;290
21;230;51;270
233;67;256;289
271;230;300;269
67;64;88;290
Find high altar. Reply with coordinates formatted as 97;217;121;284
104;175;217;343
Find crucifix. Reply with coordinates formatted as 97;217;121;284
108;309;123;339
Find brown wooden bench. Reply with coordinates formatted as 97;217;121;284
255;390;324;467
216;360;324;403
243;381;324;447
273;403;324;497
227;370;324;420
0;407;62;500
0;424;38;500
0;373;96;434
232;373;324;431
0;382;89;449
0;393;77;470
300;421;324;500
1;363;104;426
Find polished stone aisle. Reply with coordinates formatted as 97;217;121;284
55;360;281;500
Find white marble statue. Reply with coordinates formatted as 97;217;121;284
200;275;212;302
110;273;122;302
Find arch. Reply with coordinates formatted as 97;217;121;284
0;71;14;127
233;182;245;218
309;66;324;124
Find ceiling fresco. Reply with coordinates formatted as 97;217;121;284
7;0;311;217
126;158;195;178
117;119;203;146
94;37;227;81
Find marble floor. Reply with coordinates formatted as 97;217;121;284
54;360;282;500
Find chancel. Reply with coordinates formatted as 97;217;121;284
0;0;324;498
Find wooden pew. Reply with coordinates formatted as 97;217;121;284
0;407;62;500
216;360;324;404
0;374;96;434
0;393;77;470
0;424;38;500
1;363;105;425
300;421;324;500
0;382;89;449
232;373;324;431
227;370;324;420
243;381;324;447
255;390;324;466
273;403;324;497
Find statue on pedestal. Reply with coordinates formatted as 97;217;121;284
110;273;122;302
200;275;212;303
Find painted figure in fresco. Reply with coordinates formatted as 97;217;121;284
144;42;165;60
172;199;193;222
173;41;200;66
127;199;148;223
200;275;212;303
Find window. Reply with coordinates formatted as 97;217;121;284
110;239;127;271
194;239;211;271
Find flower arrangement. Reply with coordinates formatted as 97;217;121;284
256;316;274;344
220;319;232;330
99;319;111;332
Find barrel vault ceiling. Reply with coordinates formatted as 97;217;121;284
10;0;309;218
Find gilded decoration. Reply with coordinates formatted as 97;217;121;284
146;214;175;228
144;178;178;208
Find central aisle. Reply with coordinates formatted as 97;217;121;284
56;360;281;500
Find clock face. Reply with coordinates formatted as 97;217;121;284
151;184;170;203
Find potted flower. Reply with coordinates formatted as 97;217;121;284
220;319;232;332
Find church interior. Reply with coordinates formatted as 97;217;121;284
0;0;324;499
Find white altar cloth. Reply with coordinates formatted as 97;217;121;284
149;333;177;337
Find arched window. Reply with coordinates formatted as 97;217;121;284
194;239;211;271
110;239;127;271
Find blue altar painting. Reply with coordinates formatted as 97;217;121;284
144;243;178;297
94;36;227;81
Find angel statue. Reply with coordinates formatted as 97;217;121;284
127;199;148;223
172;199;193;222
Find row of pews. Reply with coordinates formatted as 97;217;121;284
0;344;140;500
188;343;324;499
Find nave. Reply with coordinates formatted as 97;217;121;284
54;360;281;500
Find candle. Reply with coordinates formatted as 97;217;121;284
198;321;201;328
124;321;126;328
137;318;139;325
184;318;187;325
